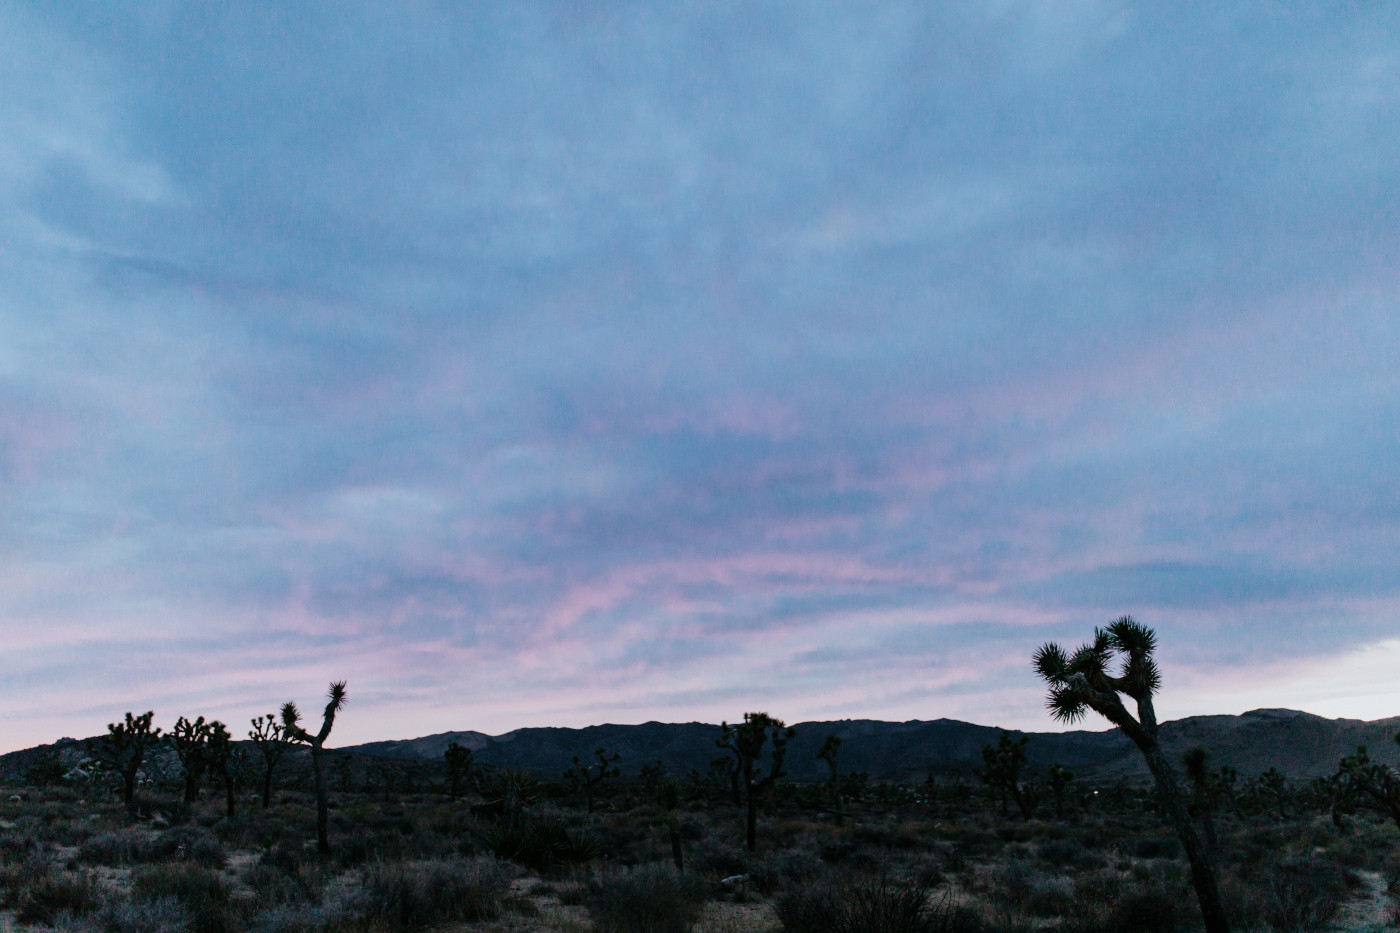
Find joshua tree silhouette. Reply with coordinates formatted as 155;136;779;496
816;734;844;826
1034;616;1228;933
978;730;1033;820
248;714;288;809
718;712;795;851
98;711;160;814
565;746;620;814
171;716;213;804
281;681;347;855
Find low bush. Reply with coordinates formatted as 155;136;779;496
775;871;954;933
358;856;511;931
1225;853;1350;933
79;827;147;865
480;815;601;872
132;862;237;933
587;863;706;933
15;867;100;925
53;895;192;933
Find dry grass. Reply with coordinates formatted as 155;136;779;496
1;766;1396;933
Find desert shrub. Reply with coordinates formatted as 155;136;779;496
987;859;1074;918
689;834;748;878
1035;836;1105;870
1225;854;1350;933
775;871;953;933
480;815;600;872
52;895;192;933
749;846;824;895
358;856;510;931
15;868;100;925
0;830;44;860
132;861;237;933
587;863;706;933
1131;835;1182;860
136;824;227;868
79;827;147;865
951;828;1001;860
1104;883;1185;933
245;850;331;912
247;895;362;933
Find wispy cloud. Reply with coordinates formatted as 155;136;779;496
1;3;1398;751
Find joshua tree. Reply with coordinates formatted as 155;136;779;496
718;712;796;851
1333;735;1400;832
565;746;621;814
1182;747;1219;853
817;734;844;825
709;753;742;807
978;730;1034;821
248;714;288;809
659;777;685;873
444;742;475;800
282;680;347;855
639;759;667;800
1047;762;1075;820
96;711;160;814
1034;616;1229;933
206;721;237;817
171;716;213;804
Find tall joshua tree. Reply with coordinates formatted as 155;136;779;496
817;734;844;826
1047;762;1075;820
978;730;1034;821
248;714;288;809
1333;735;1400;831
1034;617;1229;933
444;742;475;800
718;712;795;851
659;777;685;873
206;721;238;817
171;716;213;804
282;681;347;855
98;711;160;814
565;746;621;814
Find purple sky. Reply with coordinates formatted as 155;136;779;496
2;4;1399;753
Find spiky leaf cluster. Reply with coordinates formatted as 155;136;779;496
1033;615;1161;725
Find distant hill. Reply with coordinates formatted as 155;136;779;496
336;708;1400;782
5;709;1397;784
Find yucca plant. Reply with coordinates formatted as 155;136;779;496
1033;616;1228;933
281;680;347;854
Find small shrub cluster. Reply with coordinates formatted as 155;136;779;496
587;863;707;933
15;866;100;926
775;871;956;933
480;815;601;871
1224;853;1351;933
359;856;512;931
132;862;236;933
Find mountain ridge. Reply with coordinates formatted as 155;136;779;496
5;708;1396;784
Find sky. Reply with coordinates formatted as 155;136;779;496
2;3;1398;754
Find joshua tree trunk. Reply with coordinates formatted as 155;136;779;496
743;759;758;852
1140;743;1228;932
310;745;329;851
282;682;347;856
